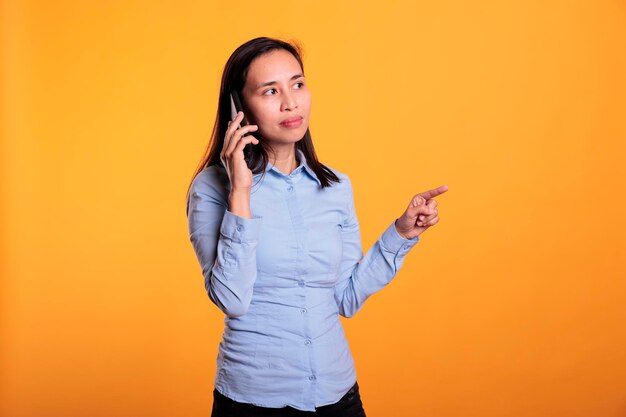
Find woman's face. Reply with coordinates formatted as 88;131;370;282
241;49;311;147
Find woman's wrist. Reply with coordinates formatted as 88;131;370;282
229;188;251;218
394;219;420;240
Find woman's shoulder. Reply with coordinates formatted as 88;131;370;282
189;164;230;198
322;164;353;190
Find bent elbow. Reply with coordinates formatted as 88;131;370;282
207;286;252;318
222;302;250;318
338;304;357;318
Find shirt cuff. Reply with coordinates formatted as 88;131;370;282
380;220;420;254
220;210;262;242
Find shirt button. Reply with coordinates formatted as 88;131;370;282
236;225;244;232
300;308;307;314
298;280;305;287
304;339;311;345
308;375;316;381
287;186;293;192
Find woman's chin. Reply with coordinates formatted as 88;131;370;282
263;130;307;146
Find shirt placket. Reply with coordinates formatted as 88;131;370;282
283;173;317;409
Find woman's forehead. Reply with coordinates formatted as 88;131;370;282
246;50;303;88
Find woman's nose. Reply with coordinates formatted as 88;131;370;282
281;91;297;111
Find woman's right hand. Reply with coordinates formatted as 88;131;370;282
220;111;259;191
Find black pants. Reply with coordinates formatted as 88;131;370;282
211;382;367;417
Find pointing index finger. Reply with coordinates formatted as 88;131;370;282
418;185;449;200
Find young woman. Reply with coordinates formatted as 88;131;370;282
186;37;448;417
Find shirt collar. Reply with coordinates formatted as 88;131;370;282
254;148;321;186
296;149;322;186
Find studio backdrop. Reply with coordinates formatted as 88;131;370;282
1;1;625;416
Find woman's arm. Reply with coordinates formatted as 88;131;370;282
333;177;420;318
186;111;262;317
187;170;262;318
334;179;447;317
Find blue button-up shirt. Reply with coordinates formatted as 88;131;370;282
186;149;419;411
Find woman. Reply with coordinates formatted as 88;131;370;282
186;37;448;416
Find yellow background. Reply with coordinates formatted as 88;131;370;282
2;0;625;416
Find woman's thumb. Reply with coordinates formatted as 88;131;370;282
406;195;425;218
411;196;425;207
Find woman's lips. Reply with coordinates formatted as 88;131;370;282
280;117;303;128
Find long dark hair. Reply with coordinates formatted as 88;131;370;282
186;37;340;203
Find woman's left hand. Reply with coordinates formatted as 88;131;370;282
395;185;449;239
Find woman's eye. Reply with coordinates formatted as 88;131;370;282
263;82;304;95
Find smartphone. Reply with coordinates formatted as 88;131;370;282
229;91;253;166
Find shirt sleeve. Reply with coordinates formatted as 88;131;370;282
333;177;420;318
187;170;262;318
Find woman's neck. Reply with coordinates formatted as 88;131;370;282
269;144;299;175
